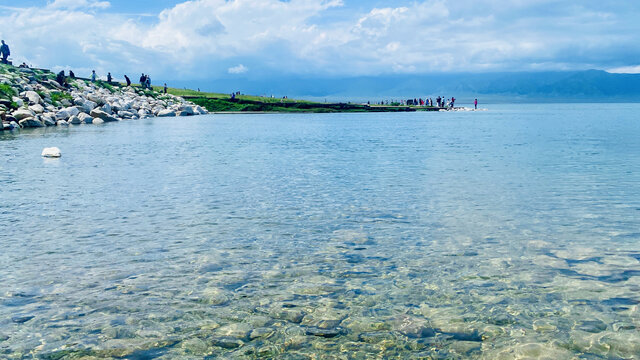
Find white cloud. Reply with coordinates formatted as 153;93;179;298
48;0;110;10
228;64;248;74
607;65;640;74
1;0;639;81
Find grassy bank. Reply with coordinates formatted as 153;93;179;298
115;82;438;113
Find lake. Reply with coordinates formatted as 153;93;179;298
1;104;640;359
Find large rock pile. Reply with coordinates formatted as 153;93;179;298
0;65;207;131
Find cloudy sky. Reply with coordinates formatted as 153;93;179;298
1;0;639;84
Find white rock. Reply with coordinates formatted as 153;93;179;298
24;91;43;104
64;107;80;117
29;104;44;114
13;109;35;121
41;147;61;158
57;120;68;126
82;100;97;112
42;116;56;126
101;103;112;114
157;109;176;117
55;109;70;121
78;112;93;124
92;118;104;125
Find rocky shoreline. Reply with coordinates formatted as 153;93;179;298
0;65;207;131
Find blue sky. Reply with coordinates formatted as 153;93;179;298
1;0;639;85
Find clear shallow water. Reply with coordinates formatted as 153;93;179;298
1;104;640;359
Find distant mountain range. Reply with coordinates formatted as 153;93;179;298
170;70;640;102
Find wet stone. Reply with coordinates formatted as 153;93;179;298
305;326;345;338
210;336;244;349
393;316;436;339
358;331;396;343
574;319;607;333
270;308;306;324
215;323;252;340
181;338;209;354
11;315;34;324
250;327;275;340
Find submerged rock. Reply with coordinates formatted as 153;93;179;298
209;336;244;349
393;315;436;338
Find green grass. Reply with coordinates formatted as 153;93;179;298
50;91;73;106
189;97;415;113
0;83;16;100
94;80;116;93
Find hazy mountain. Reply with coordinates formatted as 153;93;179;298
168;70;640;102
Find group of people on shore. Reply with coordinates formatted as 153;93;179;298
370;96;479;109
58;70;167;94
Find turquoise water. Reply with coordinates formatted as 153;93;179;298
1;104;640;359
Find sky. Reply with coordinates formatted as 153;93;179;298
1;0;639;86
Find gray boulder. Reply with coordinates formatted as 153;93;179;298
57;120;68;126
117;110;134;119
13;109;35;121
82;100;97;112
19;117;44;128
55;109;70;121
157;109;176;117
90;109;118;122
68;115;82;125
29;104;44;114
179;105;195;116
24;91;42;105
64;106;80;117
78;112;93;124
92;118;104;125
101;103;112;114
42;115;56;126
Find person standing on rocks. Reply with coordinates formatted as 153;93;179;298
164;83;167;94
91;70;96;82
107;72;112;83
146;75;151;90
124;75;131;87
140;74;146;88
0;40;10;64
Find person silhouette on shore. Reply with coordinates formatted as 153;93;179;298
69;70;75;78
91;70;96;82
107;72;112;83
56;71;68;87
140;73;146;88
124;75;131;87
474;99;478;110
164;83;167;94
0;40;10;64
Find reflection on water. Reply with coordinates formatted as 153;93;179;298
1;104;640;359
